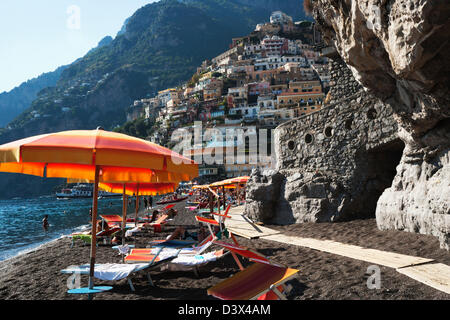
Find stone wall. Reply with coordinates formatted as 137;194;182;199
326;54;362;104
308;0;450;250
246;86;401;225
246;0;450;249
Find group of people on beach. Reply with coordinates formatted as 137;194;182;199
127;196;153;210
159;192;182;203
192;187;244;208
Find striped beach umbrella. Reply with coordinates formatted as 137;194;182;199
0;128;198;297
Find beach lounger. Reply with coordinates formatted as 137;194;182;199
126;214;170;237
131;233;217;258
161;249;228;277
127;234;227;277
61;254;178;292
124;240;196;263
207;263;300;300
195;215;230;240
207;241;300;300
100;215;123;228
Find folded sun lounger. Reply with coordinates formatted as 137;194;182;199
207;241;300;300
207;262;300;300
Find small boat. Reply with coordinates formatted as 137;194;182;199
56;184;120;199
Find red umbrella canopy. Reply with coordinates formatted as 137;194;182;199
0;129;198;183
99;182;178;196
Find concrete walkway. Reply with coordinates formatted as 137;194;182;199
223;206;450;295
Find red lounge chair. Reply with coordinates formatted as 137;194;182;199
207;263;300;300
100;215;123;223
208;241;300;300
100;215;123;228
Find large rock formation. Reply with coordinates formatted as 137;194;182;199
246;0;449;249
246;57;402;225
310;0;449;249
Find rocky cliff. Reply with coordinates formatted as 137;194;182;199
245;0;449;250
0;66;66;128
310;0;449;249
246;55;401;225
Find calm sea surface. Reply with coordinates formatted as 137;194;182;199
0;196;126;262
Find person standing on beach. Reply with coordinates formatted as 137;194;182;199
42;215;49;232
144;197;148;210
149;196;153;209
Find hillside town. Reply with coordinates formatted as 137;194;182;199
126;12;329;181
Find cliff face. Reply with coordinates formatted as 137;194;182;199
310;0;449;249
245;0;449;250
0;66;66;128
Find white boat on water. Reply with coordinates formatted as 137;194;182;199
56;184;120;199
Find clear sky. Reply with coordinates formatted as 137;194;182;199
0;0;157;93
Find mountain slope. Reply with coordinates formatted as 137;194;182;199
0;66;66;128
2;0;305;145
0;0;304;199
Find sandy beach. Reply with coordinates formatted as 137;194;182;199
0;199;448;300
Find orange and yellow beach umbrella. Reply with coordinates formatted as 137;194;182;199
192;184;210;190
0;129;197;182
0;128;198;297
209;176;250;188
99;182;178;197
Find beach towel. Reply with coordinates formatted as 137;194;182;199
125;226;141;237
92;263;149;281
72;234;92;244
170;252;219;266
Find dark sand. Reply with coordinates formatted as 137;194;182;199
0;200;448;300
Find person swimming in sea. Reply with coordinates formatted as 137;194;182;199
42;215;49;232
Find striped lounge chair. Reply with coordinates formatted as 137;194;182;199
207;241;300;300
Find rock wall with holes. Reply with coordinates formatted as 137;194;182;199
310;0;450;250
247;0;450;250
245;56;402;225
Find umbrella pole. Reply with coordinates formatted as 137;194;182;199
236;183;240;205
218;188;221;216
88;165;100;300
222;186;226;212
209;191;213;215
135;184;140;227
121;184;127;246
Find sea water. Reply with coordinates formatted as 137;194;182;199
0;196;127;262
